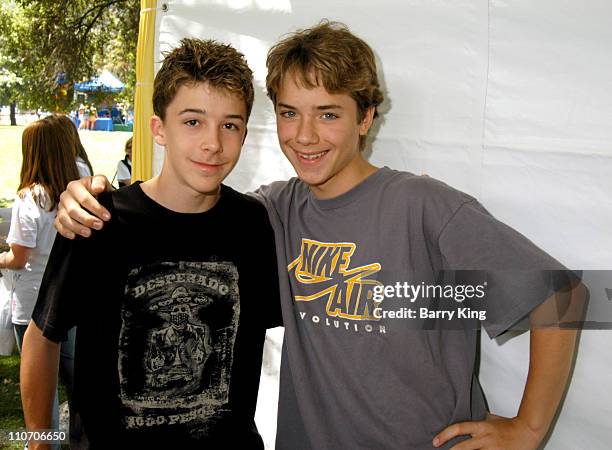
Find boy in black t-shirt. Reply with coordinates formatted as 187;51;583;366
20;39;280;449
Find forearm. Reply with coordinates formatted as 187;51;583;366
433;285;584;450
517;327;577;439
0;250;24;270
20;322;60;433
0;243;32;270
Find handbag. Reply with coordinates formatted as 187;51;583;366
0;270;16;355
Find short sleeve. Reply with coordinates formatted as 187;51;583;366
31;234;84;342
248;186;286;328
32;191;117;342
242;200;282;329
249;184;276;217
7;194;39;248
438;200;569;337
116;160;131;181
249;179;300;220
76;157;92;177
260;217;282;329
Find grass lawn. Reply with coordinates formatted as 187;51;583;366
0;352;22;428
0;125;131;202
0;350;70;449
0;352;25;449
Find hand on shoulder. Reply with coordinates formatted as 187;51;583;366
55;175;113;239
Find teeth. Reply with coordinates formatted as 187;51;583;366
300;151;327;160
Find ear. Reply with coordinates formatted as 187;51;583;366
150;115;166;146
359;106;376;136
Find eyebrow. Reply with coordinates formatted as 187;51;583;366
316;104;343;110
178;108;206;115
226;114;246;121
276;102;344;110
178;108;245;121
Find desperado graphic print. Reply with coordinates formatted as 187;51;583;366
118;260;240;434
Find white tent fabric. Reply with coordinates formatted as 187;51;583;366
153;1;612;448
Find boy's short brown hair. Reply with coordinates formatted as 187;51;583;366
266;21;384;148
153;38;254;120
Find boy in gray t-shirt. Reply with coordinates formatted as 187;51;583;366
55;21;582;450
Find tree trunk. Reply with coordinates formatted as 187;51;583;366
10;102;17;126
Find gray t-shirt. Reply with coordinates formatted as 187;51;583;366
254;167;566;450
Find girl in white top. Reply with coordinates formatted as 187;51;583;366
4;184;58;326
0;117;80;444
0;118;80;324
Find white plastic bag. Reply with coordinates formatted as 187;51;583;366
0;270;16;355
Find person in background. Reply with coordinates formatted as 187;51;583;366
0;117;81;449
115;136;132;188
79;104;89;130
88;105;97;131
47;114;94;177
111;104;122;124
119;103;126;124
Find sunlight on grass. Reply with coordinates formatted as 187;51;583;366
0;352;23;433
0;353;70;449
0;126;23;201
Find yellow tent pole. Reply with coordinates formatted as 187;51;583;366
131;0;157;182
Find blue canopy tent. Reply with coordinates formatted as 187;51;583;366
74;70;125;130
74;70;125;93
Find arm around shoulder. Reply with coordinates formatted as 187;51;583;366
55;174;113;239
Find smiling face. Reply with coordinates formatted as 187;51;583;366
151;82;247;200
275;76;375;199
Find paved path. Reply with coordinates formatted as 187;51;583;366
0;207;11;249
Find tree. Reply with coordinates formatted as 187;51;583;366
0;64;22;125
0;0;139;116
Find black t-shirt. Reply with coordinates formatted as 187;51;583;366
33;182;281;449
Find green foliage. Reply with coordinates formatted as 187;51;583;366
0;66;22;107
0;0;139;113
0;353;70;449
0;352;23;432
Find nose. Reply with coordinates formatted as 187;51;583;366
201;126;222;153
296;116;319;146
